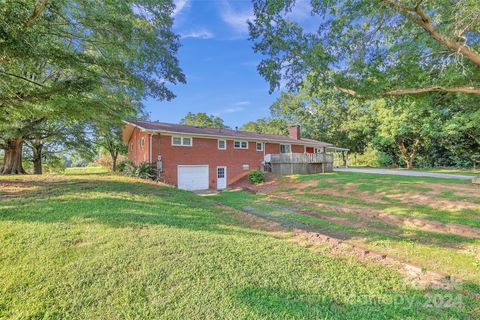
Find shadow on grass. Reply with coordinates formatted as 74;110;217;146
233;286;468;319
0;177;263;238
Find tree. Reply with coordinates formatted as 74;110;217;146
270;82;375;154
180;112;228;128
373;98;441;169
23;121;92;174
241;118;289;135
94;126;127;172
249;0;480;97
0;0;185;174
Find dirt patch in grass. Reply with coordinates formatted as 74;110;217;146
215;202;285;233
388;193;479;211
271;195;480;239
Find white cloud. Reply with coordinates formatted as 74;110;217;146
234;101;251;106
181;29;214;39
212;105;246;116
219;0;254;34
173;0;189;16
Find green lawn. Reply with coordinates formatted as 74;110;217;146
0;172;478;318
212;172;480;305
64;166;110;175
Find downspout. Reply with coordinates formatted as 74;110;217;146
149;134;152;164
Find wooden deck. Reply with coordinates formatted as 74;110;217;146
264;153;333;174
265;153;333;164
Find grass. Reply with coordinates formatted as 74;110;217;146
0;172;477;318
64;166;110;175
213;172;480;288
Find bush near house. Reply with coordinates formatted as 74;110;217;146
248;169;265;184
118;160;156;180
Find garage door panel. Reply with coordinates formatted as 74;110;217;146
178;165;209;191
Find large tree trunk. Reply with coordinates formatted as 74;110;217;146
32;142;43;175
1;137;26;174
112;154;117;172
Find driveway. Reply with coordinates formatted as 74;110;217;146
335;168;475;180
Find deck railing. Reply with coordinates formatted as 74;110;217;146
265;153;333;164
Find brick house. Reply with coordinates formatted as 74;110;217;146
122;120;332;190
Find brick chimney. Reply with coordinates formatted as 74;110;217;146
288;124;301;140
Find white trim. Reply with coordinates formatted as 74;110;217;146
171;135;193;147
234;140;248;149
218;139;226;150
256;142;263;152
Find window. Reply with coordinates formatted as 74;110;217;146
234;140;248;149
140;137;145;150
242;164;250;170
280;144;291;154
256;142;263;151
218;139;226;150
130;143;133;151
315;148;323;154
172;136;192;146
217;167;225;178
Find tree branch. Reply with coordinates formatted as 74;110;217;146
335;85;480;98
381;0;480;67
0;71;45;87
25;0;49;29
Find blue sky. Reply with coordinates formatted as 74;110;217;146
143;0;277;128
143;0;320;128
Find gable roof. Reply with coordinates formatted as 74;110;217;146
123;120;332;147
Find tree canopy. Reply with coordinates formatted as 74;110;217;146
249;0;480;98
241;118;289;135
180;112;228;129
0;0;184;174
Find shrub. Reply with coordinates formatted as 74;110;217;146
135;162;157;180
248;169;265;184
119;161;156;180
117;160;134;173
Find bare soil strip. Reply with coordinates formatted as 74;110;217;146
267;194;480;239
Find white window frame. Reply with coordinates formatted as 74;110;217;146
242;164;250;171
234;140;248;149
171;135;193;147
256;142;263;152
280;144;291;154
218;139;226;150
140;137;145;150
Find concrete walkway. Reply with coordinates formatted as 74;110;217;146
334;168;475;180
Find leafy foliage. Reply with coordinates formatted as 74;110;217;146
180;112;228;129
119;161;156;180
249;0;480;97
0;0;184;174
248;169;265;184
241;118;289;135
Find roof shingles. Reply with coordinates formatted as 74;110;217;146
125;120;331;147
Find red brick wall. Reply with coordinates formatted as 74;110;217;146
157;135;267;188
127;130;310;188
127;128;151;165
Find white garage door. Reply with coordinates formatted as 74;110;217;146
177;165;209;191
